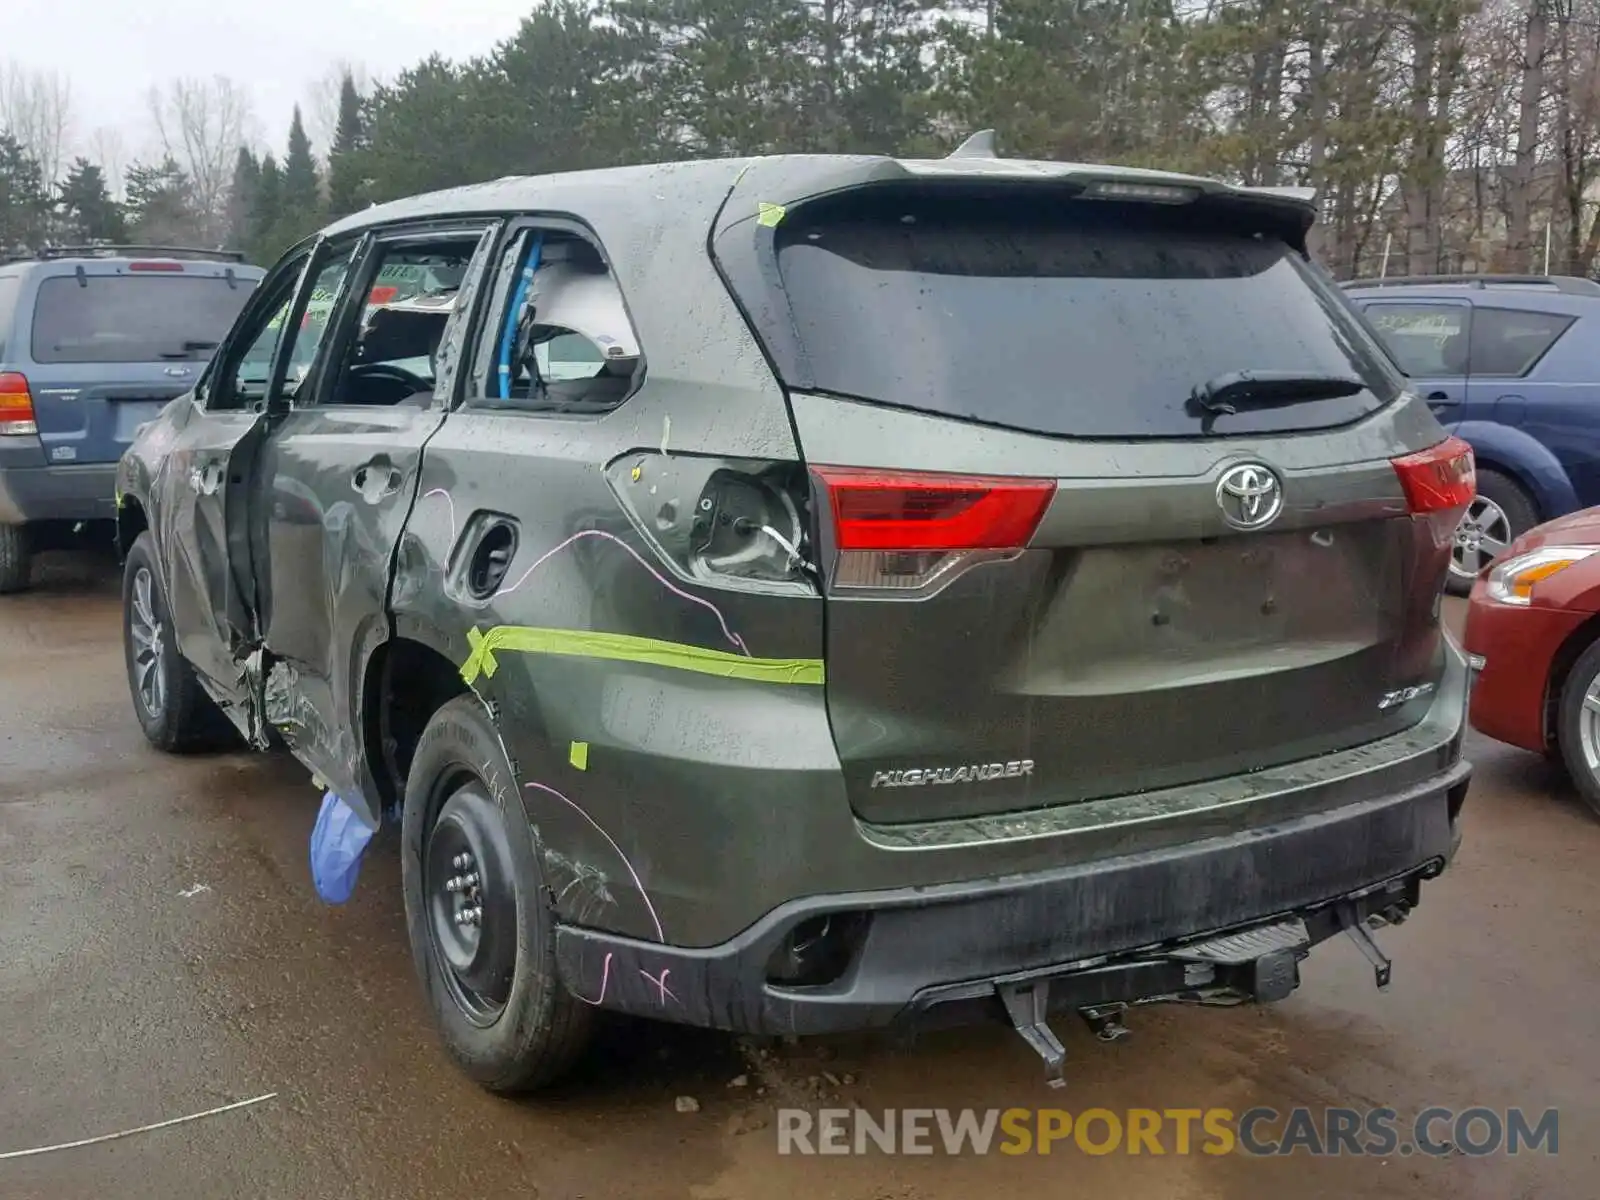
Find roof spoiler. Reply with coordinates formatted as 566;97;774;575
932;131;1316;220
947;129;999;159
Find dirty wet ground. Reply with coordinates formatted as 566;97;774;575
2;548;1596;1200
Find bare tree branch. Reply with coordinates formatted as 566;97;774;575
305;60;372;157
86;126;126;197
147;75;255;242
0;60;74;185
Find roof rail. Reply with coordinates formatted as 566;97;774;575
1341;273;1600;296
32;244;247;264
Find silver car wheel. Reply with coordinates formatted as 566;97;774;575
1578;672;1600;780
129;566;167;718
1450;496;1511;582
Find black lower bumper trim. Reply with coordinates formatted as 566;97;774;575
553;761;1470;1035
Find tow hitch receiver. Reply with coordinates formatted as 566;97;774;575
998;979;1068;1088
1168;916;1311;1002
1337;903;1393;990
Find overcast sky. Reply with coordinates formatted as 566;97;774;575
8;0;535;176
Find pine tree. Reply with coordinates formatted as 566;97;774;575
224;147;261;253
57;158;127;243
123;157;201;245
252;154;283;258
283;107;320;215
0;134;51;253
327;72;366;216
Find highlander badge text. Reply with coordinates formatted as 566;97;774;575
871;760;1035;788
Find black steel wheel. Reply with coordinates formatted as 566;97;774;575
401;695;594;1092
423;783;521;1024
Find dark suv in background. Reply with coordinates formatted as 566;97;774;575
1342;274;1600;593
0;246;264;591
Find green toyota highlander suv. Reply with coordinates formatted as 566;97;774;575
113;141;1476;1092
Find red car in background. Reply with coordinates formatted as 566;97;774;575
1464;507;1600;815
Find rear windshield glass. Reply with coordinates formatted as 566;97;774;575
30;274;255;364
771;193;1402;438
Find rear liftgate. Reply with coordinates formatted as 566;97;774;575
983;880;1411;1088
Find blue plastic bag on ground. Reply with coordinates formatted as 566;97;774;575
309;790;377;904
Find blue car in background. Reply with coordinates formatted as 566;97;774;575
1342;273;1600;594
0;246;264;592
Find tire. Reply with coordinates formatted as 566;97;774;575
122;531;236;752
1446;467;1538;597
401;695;594;1092
1557;637;1600;819
0;523;30;593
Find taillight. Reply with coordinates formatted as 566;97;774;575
368;285;399;305
811;465;1055;591
129;261;184;272
1392;435;1476;513
0;372;37;436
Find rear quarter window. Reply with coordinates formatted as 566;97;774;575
766;191;1402;439
30;273;256;364
0;275;19;360
1469;307;1575;377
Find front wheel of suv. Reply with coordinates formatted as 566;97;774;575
1446;468;1537;596
122;532;235;752
0;523;30;593
401;695;594;1093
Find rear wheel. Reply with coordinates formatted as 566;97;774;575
401;695;594;1092
0;523;30;593
1446;468;1537;596
1556;637;1600;818
122;532;235;752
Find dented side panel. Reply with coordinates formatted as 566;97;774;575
394;407;832;944
250;225;501;824
138;392;265;716
253;403;446;813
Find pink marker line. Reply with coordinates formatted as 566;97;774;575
526;780;666;943
640;966;678;1006
420;487;457;545
575;951;614;1006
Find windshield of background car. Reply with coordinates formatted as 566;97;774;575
30;273;256;364
769;190;1402;438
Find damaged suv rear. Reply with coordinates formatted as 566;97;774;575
115;144;1474;1092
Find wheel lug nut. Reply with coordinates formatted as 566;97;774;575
445;877;462;892
463;872;479;887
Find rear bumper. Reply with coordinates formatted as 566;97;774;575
0;460;119;525
554;758;1472;1034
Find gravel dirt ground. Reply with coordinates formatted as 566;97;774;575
1;544;1594;1199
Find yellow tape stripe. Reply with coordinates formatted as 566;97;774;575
461;625;824;687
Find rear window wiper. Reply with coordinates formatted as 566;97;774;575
1187;370;1365;418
